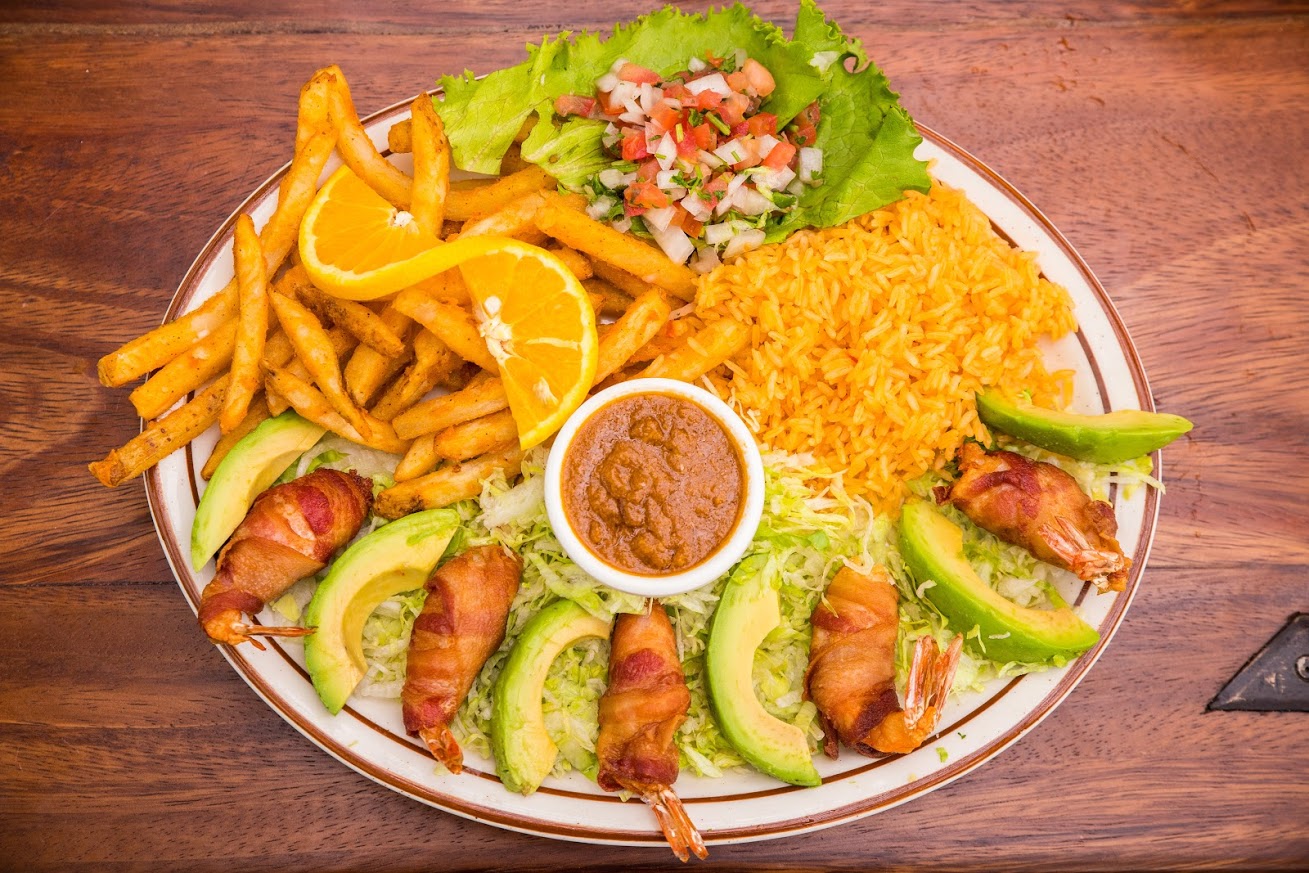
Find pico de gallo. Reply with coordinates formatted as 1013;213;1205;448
553;51;824;272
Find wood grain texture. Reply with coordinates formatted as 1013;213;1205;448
1;1;1306;869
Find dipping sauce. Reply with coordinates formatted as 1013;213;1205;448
561;391;745;575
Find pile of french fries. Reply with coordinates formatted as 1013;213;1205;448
90;66;750;520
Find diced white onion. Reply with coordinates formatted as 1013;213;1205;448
649;222;695;264
698;149;725;170
754;165;796;192
643;206;678;233
686;72;731;97
713;138;746;166
610;57;629;74
687;56;707;73
586;196;615;220
799;147;823;183
809;50;840;73
596;72;620;93
756;134;780;156
732;186;773;216
656;169;680;188
723;228;765;259
611;215;633;233
714;174;748;216
786;177;806;196
639;83;661;113
598;169;628;189
654;132;678;169
663;186;687;202
681;193;712;221
690;245;722;273
733;49;748;70
702;221;735;245
611;81;640;107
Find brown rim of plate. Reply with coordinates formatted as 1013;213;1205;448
143;98;1160;846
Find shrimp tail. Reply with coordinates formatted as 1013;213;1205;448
1038;516;1128;593
904;633;964;735
202;606;314;649
644;788;708;862
418;725;465;774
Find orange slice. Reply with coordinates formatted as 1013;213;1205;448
299;165;441;300
460;244;597;450
300;165;596;447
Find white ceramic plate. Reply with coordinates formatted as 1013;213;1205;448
145;96;1159;847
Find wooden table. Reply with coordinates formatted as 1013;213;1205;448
3;1;1306;869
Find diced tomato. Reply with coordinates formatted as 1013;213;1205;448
625;180;670;210
701;173;733;207
621;129;649;161
682;216;705;238
648;101;681;133
675;130;699;159
636;158;660;181
746;113;778;137
726;71;749;92
704;52;724;67
663;82;693;103
624;202;646;218
692;89;724;110
618;63;661;85
730;121;750;138
741;59;776;97
554;94;597;118
598;89;625;116
731;138;762;171
691;122;716;150
789;100;821;147
762;141;796;170
717;93;751;127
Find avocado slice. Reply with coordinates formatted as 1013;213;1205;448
190;412;327;570
302;509;461;714
976;391;1192;464
899;500;1100;663
491;599;611;794
706;558;821;787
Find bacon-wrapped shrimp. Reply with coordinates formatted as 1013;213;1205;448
806;566;962;757
597;601;707;862
401;544;523;773
935;441;1130;592
198;467;373;647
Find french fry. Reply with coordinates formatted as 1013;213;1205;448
96;283;238;388
394;433;438;482
628;317;695;364
128;319;237;421
535;201;697;300
290;269;406;357
262;125;338;269
295;68;335;155
265;367;409;454
344;304;416;405
589;259;660;300
409;95;451;234
457;191;548;242
446;166;552;222
374;445;525;519
583;278;636;318
327;69;412;209
515;116;536;143
90;375;229;487
595;289;673;383
370;329;463;421
639;318;750;382
499;143;532;175
201;395;271;480
550;245;594;281
221;214;271;433
393;289;498;373
269;292;371;438
432;409;518;462
392;375;509;440
387;118;412;153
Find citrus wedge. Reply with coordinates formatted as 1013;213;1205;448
460;242;597;450
299;164;441;300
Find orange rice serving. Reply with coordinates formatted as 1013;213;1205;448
695;182;1077;514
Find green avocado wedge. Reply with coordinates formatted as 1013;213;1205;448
706;557;822;788
190;412;327;570
899;501;1100;664
302;509;461;714
491;599;611;795
976;391;1192;464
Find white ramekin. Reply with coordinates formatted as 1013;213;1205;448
543;378;764;598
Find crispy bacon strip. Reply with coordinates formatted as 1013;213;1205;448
198;468;372;647
597;601;706;862
936;441;1130;592
806;567;962;756
401;545;523;773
